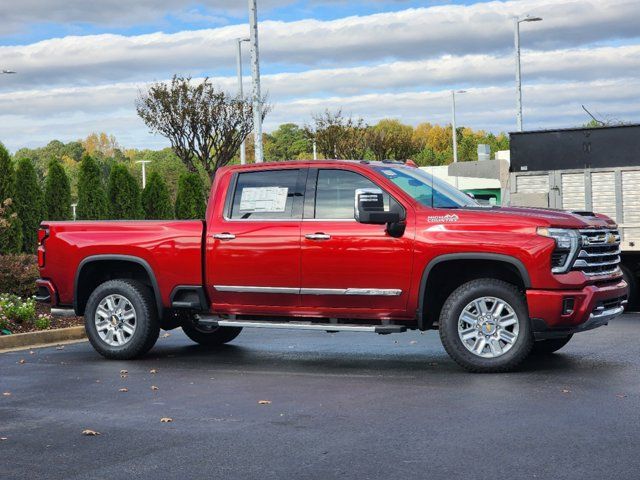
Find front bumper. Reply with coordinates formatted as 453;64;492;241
527;279;628;339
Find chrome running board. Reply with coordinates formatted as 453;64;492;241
195;315;406;334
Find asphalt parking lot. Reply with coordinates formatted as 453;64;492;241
1;314;639;480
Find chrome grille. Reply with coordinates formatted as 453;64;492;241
573;229;621;276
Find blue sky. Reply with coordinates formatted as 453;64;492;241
0;0;639;151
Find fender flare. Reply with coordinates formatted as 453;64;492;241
74;254;163;316
416;253;531;330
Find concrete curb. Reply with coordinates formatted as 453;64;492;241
0;326;86;352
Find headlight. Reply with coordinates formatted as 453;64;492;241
537;227;581;274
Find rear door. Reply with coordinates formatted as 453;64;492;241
299;167;414;318
206;167;307;315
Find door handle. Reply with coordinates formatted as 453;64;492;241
213;233;236;240
305;233;331;240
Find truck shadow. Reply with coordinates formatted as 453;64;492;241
142;341;625;377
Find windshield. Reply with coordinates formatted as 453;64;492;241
374;166;478;208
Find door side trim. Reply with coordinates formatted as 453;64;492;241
213;285;402;296
214;285;299;294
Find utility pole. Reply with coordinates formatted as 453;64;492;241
236;37;250;165
248;0;263;163
451;90;466;189
313;140;317;160
136;160;151;189
515;15;542;132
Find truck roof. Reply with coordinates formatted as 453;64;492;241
222;159;411;172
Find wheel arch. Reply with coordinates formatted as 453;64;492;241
74;255;163;317
417;253;531;330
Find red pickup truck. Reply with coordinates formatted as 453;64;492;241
36;160;627;372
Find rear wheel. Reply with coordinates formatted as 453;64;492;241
85;279;160;360
181;320;242;346
439;279;534;373
532;335;573;354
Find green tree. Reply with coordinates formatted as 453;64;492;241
175;173;206;219
367;119;417;161
15;158;44;253
107;164;143;219
77;154;108;220
0;143;23;253
142;172;173;220
265;123;311;161
44;159;72;221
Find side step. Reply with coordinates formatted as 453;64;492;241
195;316;406;334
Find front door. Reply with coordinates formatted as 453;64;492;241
206;167;307;315
300;168;414;319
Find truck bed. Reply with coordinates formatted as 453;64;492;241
39;220;205;309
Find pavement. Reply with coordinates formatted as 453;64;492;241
1;314;639;480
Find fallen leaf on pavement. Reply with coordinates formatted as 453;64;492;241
258;400;271;405
616;394;628;399
120;374;128;379
0;437;7;441
29;350;35;355
409;340;417;345
18;359;25;364
160;417;173;423
56;346;65;350
561;389;571;394
82;429;101;436
161;333;170;338
120;370;128;375
151;385;159;391
149;369;157;374
119;388;128;393
2;392;11;397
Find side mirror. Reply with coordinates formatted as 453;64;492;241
354;188;400;225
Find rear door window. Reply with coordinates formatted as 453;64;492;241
229;169;305;220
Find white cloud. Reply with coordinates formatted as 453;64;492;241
2;76;638;152
1;0;639;90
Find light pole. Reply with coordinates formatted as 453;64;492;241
236;37;250;165
313;140;317;160
515;15;542;132
136;160;151;189
451;89;466;189
248;0;264;163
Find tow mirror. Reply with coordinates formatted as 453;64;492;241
354;188;400;225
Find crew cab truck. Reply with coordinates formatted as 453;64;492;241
36;160;628;372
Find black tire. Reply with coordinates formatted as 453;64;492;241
621;264;637;309
439;278;534;373
531;335;573;354
181;321;242;346
85;279;160;360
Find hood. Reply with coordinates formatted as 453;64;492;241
483;206;616;229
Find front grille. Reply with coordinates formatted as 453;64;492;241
572;229;621;276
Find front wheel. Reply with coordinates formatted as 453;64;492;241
438;279;534;373
181;320;242;346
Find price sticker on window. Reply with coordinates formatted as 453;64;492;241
239;187;289;213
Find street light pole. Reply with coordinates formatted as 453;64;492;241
451;90;466;189
248;0;264;163
514;15;542;132
236;37;250;165
136;160;151;189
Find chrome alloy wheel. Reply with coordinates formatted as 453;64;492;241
94;294;137;347
457;296;519;358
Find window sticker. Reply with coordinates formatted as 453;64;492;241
381;169;397;177
239;186;289;213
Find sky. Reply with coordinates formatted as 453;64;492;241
0;0;639;152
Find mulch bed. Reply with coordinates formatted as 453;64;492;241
1;304;84;335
